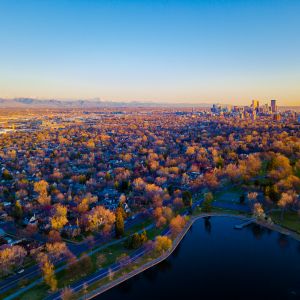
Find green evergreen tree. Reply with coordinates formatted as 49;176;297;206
14;200;23;220
202;192;213;212
182;191;192;207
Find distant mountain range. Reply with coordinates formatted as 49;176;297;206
0;98;299;110
0;98;213;108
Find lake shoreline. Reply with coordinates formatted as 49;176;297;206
82;212;300;300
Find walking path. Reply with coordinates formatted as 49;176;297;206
234;218;256;229
80;212;300;300
4;224;154;300
4;203;300;300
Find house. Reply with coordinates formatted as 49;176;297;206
23;214;38;226
62;224;81;238
0;228;6;237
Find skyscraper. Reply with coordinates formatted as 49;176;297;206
251;100;259;110
271;100;277;113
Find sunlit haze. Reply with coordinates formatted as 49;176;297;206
0;2;300;297
0;0;300;105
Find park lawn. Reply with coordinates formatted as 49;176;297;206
213;186;243;203
193;205;249;216
6;243;135;300
211;206;251;216
125;218;153;236
146;225;167;240
19;284;48;300
192;206;203;216
0;279;47;300
2;220;157;299
270;211;300;233
56;243;134;288
4;222;162;300
73;251;159;299
62;233;85;244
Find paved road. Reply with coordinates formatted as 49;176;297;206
0;211;150;295
45;201;250;300
44;246;151;300
2;196;251;299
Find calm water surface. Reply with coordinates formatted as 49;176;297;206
98;217;300;300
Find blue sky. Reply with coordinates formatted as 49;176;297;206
0;0;300;105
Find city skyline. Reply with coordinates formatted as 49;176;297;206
1;0;300;105
1;1;300;299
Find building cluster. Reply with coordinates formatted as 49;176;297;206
211;99;299;122
0;106;299;263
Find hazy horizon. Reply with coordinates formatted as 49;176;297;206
1;97;300;108
1;0;300;106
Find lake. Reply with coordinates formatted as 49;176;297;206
98;217;300;300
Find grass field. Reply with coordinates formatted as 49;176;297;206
6;223;158;300
270;210;300;233
213;186;244;203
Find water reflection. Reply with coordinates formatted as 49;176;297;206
250;223;266;240
143;259;172;284
172;241;181;257
156;259;172;273
204;217;211;234
277;233;289;249
143;267;158;283
98;217;300;300
115;277;135;294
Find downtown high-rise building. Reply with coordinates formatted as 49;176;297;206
271;99;277;113
251;99;259;110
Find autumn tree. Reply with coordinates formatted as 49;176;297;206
268;154;292;181
170;215;186;238
48;230;62;243
2;169;13;180
96;254;107;268
264;185;280;202
276;175;300;193
51;204;68;231
77;198;89;214
0;246;27;275
115;206;125;238
173;197;184;210
34;180;51;206
153;206;173;228
79;253;93;275
253;203;265;219
186;146;196;156
225;163;242;182
154;236;172;254
38;254;57;292
86;206;115;234
133;177;146;191
278;192;295;220
248;192;258;206
60;287;74;300
14;200;23;220
46;242;71;263
116;253;131;268
245;154;262;179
